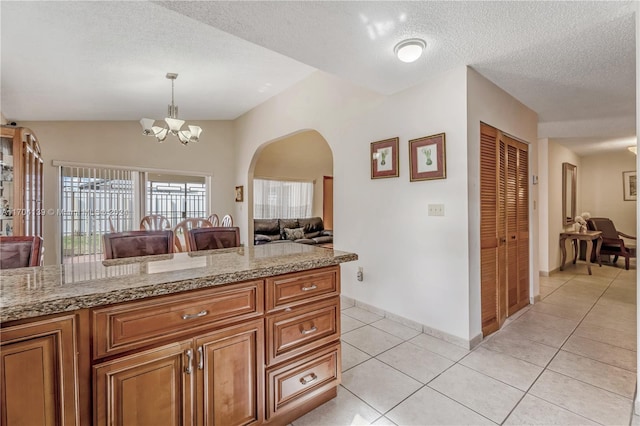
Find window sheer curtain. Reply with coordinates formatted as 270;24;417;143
253;179;313;219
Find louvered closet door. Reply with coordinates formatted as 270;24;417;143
480;123;529;336
504;135;529;314
480;124;504;335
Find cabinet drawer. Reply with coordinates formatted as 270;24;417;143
266;266;339;312
266;343;340;420
266;297;339;365
92;280;264;359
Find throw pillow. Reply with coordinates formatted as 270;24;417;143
284;227;305;241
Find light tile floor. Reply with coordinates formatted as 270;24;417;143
293;261;637;425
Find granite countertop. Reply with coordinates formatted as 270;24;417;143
0;243;358;323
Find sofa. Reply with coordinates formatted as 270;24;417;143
254;217;333;246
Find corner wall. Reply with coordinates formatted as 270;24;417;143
20;120;236;263
466;68;539;339
545;140;581;273
235;69;475;341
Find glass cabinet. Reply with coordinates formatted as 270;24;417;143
0;126;43;237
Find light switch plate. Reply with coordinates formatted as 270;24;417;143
428;204;445;216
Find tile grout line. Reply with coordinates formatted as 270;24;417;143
498;269;627;425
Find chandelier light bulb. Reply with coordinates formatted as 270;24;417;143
394;38;426;63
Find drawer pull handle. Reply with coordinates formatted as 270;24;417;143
301;326;318;335
182;310;208;320
185;349;193;374
301;284;318;292
299;373;318;385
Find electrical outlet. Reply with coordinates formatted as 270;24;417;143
357;266;363;281
428;204;445;216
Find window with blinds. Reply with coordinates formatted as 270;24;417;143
60;166;136;264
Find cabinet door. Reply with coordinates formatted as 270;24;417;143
93;341;194;426
196;320;264;426
1;314;79;426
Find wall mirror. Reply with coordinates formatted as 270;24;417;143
562;162;577;226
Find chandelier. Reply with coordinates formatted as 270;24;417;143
140;73;202;145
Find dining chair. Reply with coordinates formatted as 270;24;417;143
103;230;174;260
0;236;43;269
188;227;240;251
173;218;214;252
207;214;220;227
140;214;171;231
221;214;233;227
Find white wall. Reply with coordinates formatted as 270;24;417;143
21;120;236;263
253;130;333;219
545;140;581;273
580;150;636;233
538;138;550;273
466;68;539;339
234;67;537;344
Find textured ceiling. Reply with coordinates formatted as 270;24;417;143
1;1;636;153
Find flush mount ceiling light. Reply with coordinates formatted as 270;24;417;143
394;38;426;63
140;73;202;145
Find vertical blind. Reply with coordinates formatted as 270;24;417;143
253;179;313;219
60;166;135;264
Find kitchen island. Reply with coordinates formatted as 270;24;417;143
0;243;357;425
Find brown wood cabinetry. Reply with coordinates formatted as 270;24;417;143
92;280;264;359
94;320;264;426
264;266;341;423
0;314;79;426
94;340;193;426
0;126;43;237
2;264;343;425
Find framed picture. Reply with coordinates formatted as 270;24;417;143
409;133;446;181
623;171;636;201
235;185;244;202
371;137;399;179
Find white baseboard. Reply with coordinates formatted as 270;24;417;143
345;297;481;350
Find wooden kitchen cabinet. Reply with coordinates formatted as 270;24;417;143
94;320;264;426
93;340;194;426
0;314;79;426
196;320;264;426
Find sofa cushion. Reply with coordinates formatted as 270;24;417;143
312;236;333;244
254;219;280;235
298;217;324;232
255;234;274;243
294;238;316;245
279;219;299;238
284;227;305;241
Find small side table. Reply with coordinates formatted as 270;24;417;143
559;230;603;275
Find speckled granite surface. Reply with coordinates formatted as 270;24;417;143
0;243;357;323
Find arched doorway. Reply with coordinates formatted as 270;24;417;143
247;130;333;245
